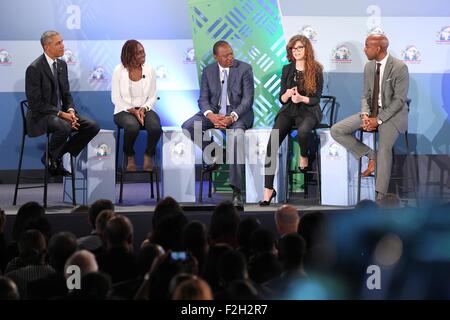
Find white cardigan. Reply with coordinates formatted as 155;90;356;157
111;63;157;114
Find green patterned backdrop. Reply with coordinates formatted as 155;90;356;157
188;0;304;192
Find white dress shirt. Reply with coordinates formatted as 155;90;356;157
111;63;157;114
203;63;238;121
44;52;74;113
377;53;389;108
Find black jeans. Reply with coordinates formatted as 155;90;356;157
264;108;317;189
114;110;162;156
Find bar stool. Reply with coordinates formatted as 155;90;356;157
115;124;160;203
13;100;76;208
284;95;336;203
198;129;229;202
357;99;419;203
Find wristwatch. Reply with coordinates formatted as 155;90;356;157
377;118;383;125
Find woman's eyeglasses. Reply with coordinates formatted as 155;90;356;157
292;46;305;51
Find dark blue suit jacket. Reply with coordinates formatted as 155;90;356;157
198;59;254;128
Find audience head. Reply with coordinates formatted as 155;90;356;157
275;205;300;236
0;276;20;300
201;243;233;292
137;243;164;277
218;250;248;287
151;211;188;251
250;228;277;256
65;250;98;278
297;211;327;250
182;221;208;267
13;201;45;242
278;233;306;271
172;277;213;300
48;232;78;272
95;209;116;239
152;196;183;231
209;201;240;247
237;217;261;251
88;199;114;230
18;229;47;265
355;199;379;212
104;215;134;250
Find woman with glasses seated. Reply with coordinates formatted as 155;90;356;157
259;34;323;206
112;40;162;171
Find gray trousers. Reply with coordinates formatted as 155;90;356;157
330;113;400;195
181;111;247;190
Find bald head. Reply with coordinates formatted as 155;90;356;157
367;34;389;51
364;34;389;61
275;205;300;236
65;250;98;278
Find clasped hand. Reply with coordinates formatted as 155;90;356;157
60;110;80;130
207;113;233;129
128;107;146;126
286;87;306;104
361;115;378;131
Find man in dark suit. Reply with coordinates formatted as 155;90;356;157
182;41;254;207
25;30;100;176
331;34;409;201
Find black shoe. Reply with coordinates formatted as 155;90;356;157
41;154;60;176
232;188;243;207
203;162;219;172
55;159;72;176
259;189;277;206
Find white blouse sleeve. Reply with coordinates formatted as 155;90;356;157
111;65;134;113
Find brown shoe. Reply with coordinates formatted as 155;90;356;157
362;159;376;177
143;154;153;171
126;156;137;172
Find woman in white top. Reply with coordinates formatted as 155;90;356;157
112;40;162;171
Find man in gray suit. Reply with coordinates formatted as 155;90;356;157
331;34;409;201
182;41;254;206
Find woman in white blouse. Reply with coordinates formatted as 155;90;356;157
112;40;162;171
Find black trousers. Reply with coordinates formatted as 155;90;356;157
264;108;317;189
114;110;162;157
43;114;100;159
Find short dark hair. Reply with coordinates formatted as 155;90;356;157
213;40;230;55
121;39;143;69
13;201;45;242
88;199;114;229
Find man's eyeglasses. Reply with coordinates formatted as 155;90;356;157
292;46;305;52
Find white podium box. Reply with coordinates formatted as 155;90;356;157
161;126;196;203
245;128;287;203
320;129;375;206
63;129;116;205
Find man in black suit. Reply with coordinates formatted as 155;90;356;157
25;30;100;176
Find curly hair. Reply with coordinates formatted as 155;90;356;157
285;34;322;95
120;39;143;69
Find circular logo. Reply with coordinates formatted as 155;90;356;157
155;65;169;80
331;44;352;63
299;25;317;42
367;26;385;36
328;143;340;157
0;49;12;65
436;26;450;42
95;143;111;157
61;49;77;65
183;47;196;63
401;45;421;63
89;66;108;81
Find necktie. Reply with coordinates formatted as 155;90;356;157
52;61;61;110
219;69;228;115
370;62;381;117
